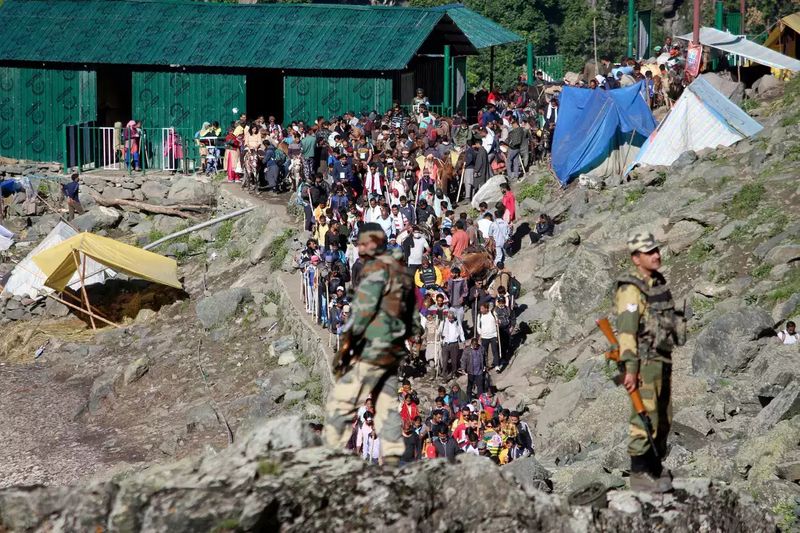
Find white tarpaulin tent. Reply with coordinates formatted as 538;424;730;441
677;27;800;71
1;222;114;299
629;77;763;171
0;224;13;252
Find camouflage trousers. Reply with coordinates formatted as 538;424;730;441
628;360;672;457
325;360;404;459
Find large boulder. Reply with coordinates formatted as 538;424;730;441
751;381;800;433
501;456;552;492
195;287;252;328
763;244;800;266
546;245;612;341
249;217;286;265
471;175;508;209
166;178;215;205
140;180;170;202
749;345;798;403
753;74;784;99
699;72;744;104
665;220;706;254
692;308;773;377
72;206;122;232
101;186;134;201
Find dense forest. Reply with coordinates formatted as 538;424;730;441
206;0;799;89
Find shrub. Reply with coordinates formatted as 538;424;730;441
726;182;765;219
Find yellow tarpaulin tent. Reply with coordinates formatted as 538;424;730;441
764;13;800;57
31;232;181;328
32;232;181;291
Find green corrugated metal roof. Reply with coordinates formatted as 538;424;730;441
431;4;523;49
0;0;465;71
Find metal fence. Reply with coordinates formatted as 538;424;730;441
63;124;209;175
400;104;446;116
535;55;564;82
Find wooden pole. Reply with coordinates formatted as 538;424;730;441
73;250;96;330
46;293;121;329
693;0;701;45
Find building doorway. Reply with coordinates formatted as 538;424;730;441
96;67;132;127
246;70;283;125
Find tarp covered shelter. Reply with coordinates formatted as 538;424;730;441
630;77;763;171
2;222;112;298
676;27;800;71
32;232;181;292
764;13;800;59
552;81;657;186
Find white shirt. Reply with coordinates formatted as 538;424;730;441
477;218;492;240
364;205;382;223
362;433;381;462
778;330;799;345
390;212;408;235
491;219;509;248
439;319;465;344
377;215;394;238
408;236;428;265
482;129;495;154
477;312;498;339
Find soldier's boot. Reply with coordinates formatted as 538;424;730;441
646;450;674;493
630;455;673;493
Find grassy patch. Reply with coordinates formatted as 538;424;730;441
726;182;766;219
766;267;800;303
215;219;234;247
227;247;244;261
692;296;715;315
625;189;645;204
147;228;165;243
211;518;240;533
751;263;773;280
544;361;578;382
257;459;283;477
771;500;797;532
739;98;758;112
517;177;548;203
687;241;714;263
267;229;296;271
303;374;325;406
729;206;789;243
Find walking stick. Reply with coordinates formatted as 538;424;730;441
495;311;503;368
456;165;466;204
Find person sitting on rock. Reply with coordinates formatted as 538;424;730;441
777;320;799;345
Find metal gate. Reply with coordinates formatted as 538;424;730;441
535;55;564;82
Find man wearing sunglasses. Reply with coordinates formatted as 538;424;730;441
615;231;682;493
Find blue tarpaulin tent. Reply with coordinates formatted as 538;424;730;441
552;81;657;186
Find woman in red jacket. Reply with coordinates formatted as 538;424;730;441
399;393;419;425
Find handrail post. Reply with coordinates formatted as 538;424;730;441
63;124;68;174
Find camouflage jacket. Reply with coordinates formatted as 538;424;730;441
348;249;422;365
614;269;678;374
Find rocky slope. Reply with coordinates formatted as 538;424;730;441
0;416;777;533
498;76;800;528
1;79;799;531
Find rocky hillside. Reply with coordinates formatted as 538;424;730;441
497;76;800;529
0;416;777;533
0;79;799;531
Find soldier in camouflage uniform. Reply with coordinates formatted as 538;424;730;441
325;223;421;464
615;230;683;493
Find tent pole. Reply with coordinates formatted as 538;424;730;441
73;250;96;330
46;293;121;329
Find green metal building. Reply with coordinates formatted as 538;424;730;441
0;0;521;165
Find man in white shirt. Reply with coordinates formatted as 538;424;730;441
376;205;394;239
778;321;799;345
477;212;493;243
390;204;408;236
438;309;465;378
477;303;501;370
481;127;495;160
407;229;429;273
363;196;382;223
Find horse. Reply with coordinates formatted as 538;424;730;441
454;238;497;282
241;148;261;191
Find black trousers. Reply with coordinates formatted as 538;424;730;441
467;373;485;399
442;342;461;376
481;337;500;368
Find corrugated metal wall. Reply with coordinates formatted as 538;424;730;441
0;67;96;162
284;75;392;124
132;71;245;130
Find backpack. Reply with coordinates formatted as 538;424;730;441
508;277;522;298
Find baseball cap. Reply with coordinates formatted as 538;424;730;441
627;230;659;254
336;286;345;292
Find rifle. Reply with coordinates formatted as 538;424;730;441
332;329;366;380
596;317;660;459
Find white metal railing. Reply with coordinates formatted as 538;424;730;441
99;127;120;170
